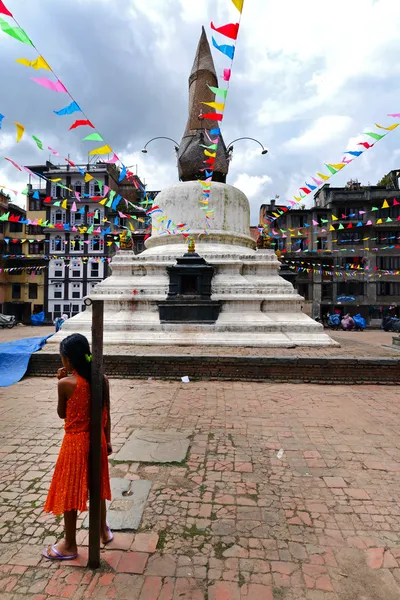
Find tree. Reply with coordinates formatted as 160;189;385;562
376;172;392;188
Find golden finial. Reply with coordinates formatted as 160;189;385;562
275;249;282;260
188;237;196;253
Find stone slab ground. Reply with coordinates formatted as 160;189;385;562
0;378;400;599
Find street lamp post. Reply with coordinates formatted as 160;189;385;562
141;137;180;154
227;138;268;156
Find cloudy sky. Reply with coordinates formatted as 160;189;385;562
1;0;400;224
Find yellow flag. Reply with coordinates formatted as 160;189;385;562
129;221;134;231
14;121;24;143
376;218;382;224
375;123;399;131
84;173;94;182
204;150;216;157
329;225;335;231
329;163;346;170
294;196;301;202
382;199;389;208
89;144;113;155
201;101;225;112
331;215;338;221
231;0;244;12
16;56;51;70
99;198;107;205
50;178;62;182
61;199;67;209
317;172;330;181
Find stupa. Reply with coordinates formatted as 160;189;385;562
54;28;335;347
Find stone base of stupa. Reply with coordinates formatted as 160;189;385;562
49;181;337;349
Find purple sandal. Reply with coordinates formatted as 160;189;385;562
103;523;114;545
43;545;78;561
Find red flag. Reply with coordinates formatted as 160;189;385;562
44;196;51;203
358;142;374;149
0;1;12;16
393;198;399;205
347;223;353;229
69;119;94;130
210;22;239;40
204;158;215;165
201;113;223;121
299;187;311;195
65;158;75;166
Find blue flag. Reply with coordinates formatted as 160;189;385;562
0;113;4;129
53;101;81;116
32;190;40;199
118;164;127;182
212;37;235;60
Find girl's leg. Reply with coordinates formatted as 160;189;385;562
45;510;78;557
101;500;112;543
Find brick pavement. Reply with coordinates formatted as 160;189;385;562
0;378;400;599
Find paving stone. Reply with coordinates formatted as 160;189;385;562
114;430;191;463
83;478;152;531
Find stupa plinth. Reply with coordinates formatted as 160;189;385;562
52;27;337;348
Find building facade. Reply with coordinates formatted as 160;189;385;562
260;174;400;323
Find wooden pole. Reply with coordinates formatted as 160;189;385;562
88;299;104;569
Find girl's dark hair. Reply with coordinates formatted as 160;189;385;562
60;333;91;384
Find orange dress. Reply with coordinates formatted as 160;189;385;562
44;375;112;515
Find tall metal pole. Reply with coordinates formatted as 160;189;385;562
88;299;104;569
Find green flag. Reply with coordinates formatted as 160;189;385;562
0;17;33;45
82;132;104;141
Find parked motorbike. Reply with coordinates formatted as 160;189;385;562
341;314;356;331
0;314;16;329
382;316;400;332
353;313;367;331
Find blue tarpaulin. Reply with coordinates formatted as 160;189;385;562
0;335;52;388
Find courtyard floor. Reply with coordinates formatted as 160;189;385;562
0;377;400;599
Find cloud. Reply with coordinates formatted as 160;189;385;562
1;0;400;224
284;116;353;152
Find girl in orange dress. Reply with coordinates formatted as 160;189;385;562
43;333;112;560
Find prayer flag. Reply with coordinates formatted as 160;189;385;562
222;69;231;81
207;85;228;99
0;17;32;44
317;172;330;181
61;199;67;209
32;135;43;150
104;153;119;163
14;121;24;142
84;173;94;182
210;22;239;40
212;37;235;60
382;199;389;209
375;123;399;131
89;144;112;155
325;164;338;175
48;146;59;155
32;190;40;199
0;1;12;16
69;119;94;130
204;150;216;157
202;113;223;121
231;0;244;12
358;142;374;149
0;113;3;129
54;101;81;116
364;132;385;141
202;101;225;112
119;164;127;182
82;132;103;141
31;77;67;92
16;56;50;70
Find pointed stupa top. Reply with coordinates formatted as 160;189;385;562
178;27;229;183
189;26;217;86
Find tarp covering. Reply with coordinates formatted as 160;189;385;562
0;335;52;387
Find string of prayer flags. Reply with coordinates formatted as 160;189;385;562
211;37;235;60
16;56;50;70
69;119;94;130
31;77;67;92
14;121;24;142
53;101;81;116
0;1;12;17
88;144;113;155
0;17;32;45
210;22;239;40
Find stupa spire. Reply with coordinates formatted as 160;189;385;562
178;27;229;182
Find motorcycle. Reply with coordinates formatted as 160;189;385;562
341;314;356;331
382;316;400;332
0;314;16;329
353;313;367;331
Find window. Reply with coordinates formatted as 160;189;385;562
51;235;64;252
13;243;22;254
377;282;400;296
322;283;333;300
297;283;310;300
87;208;104;226
90;235;103;252
337;282;365;297
376;231;400;245
9;221;23;233
377;256;400;270
74;181;83;196
55;269;63;277
317;238;328;250
72;270;80;278
91;262;99;277
377;206;400;220
71;211;83;226
72;304;80;312
63;304;70;313
72;283;81;299
29;198;41;211
51;183;58;198
70;235;83;253
12;284;21;299
29;241;44;255
54;304;61;312
275;239;286;251
336;207;361;218
337;232;362;245
54;283;63;299
291;238;308;250
27;225;42;235
291;215;305;228
51;209;66;225
29;283;38;299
